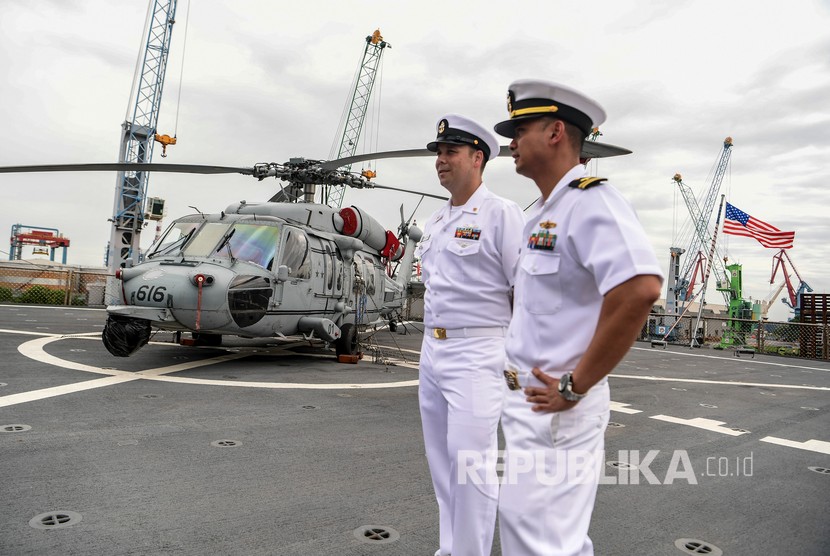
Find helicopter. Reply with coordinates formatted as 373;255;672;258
0;140;630;360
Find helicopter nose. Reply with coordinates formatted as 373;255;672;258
227;273;272;327
120;263;273;330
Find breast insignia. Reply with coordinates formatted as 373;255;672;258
568;177;607;190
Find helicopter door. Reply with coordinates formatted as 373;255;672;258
322;245;344;298
273;227;311;305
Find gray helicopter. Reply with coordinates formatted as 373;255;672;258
0;140;630;359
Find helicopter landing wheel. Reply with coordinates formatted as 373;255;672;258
336;323;359;357
388;319;398;333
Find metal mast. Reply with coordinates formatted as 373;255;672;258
106;0;177;303
324;30;389;208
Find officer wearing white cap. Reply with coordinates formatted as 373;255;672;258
494;80;664;555
417;114;524;556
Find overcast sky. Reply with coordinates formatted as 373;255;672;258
1;0;828;321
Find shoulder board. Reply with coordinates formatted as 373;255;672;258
568;177;607;190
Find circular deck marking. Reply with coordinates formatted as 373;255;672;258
15;335;420;398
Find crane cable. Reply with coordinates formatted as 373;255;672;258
364;54;385;176
172;0;191;139
125;1;155;122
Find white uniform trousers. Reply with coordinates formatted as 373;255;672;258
419;335;505;556
499;378;610;556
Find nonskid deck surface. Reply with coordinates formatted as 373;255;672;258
1;305;827;555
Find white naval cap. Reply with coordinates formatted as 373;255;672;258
426;114;500;161
494;79;607;138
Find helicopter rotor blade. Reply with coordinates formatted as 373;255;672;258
497;141;632;159
320;139;630;172
318;148;434;170
0;162;256;176
368;183;448;201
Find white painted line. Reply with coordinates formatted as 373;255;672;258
141;375;420;390
0;328;101;338
11;335;422;400
610;401;642;414
610;373;830;392
18;336;135;377
760;436;830;455
0;376;140;408
632;345;830;373
650;415;749;436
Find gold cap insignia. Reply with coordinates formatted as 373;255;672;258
506;91;514;114
437;119;447;135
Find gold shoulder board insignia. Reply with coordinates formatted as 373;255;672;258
568;177;607;190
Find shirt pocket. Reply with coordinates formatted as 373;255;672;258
415;238;432;259
520;253;562;314
445;240;481;279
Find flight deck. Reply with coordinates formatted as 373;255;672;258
1;305;827;555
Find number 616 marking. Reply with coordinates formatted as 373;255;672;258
136;285;167;303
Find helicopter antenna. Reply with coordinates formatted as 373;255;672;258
188;205;204;217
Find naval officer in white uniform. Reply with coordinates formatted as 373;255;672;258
417;114;524;556
493;80;663;555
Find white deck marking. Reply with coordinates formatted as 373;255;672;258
610;374;830;392
760;437;830;455
650;415;749;436
0;376;140;408
3;334;421;407
610;401;642;414
632;345;830;373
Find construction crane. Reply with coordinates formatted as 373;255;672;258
105;0;178;304
770;248;813;319
9;224;70;264
759;280;787;320
667;137;734;315
323;29;390;209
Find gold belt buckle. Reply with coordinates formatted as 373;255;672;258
433;327;447;340
504;367;521;390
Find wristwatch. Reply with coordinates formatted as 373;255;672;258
558;372;587;402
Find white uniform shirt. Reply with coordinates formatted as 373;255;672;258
416;183;525;329
506;165;664;382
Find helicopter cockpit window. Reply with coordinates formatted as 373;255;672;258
281;229;310;278
147;219;202;258
183;223;232;257
206;223;280;269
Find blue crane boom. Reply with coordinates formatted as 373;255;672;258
324;30;389;208
106;0;177;303
669;137;733;310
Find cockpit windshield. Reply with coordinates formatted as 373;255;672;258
206;223;280;269
147;219;202;259
148;219;281;269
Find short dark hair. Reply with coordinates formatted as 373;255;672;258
540;116;585;154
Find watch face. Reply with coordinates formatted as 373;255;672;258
558;373;570;393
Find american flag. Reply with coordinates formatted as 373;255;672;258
722;202;795;249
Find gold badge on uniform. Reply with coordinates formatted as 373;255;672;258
504;368;521;391
539;220;556;229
